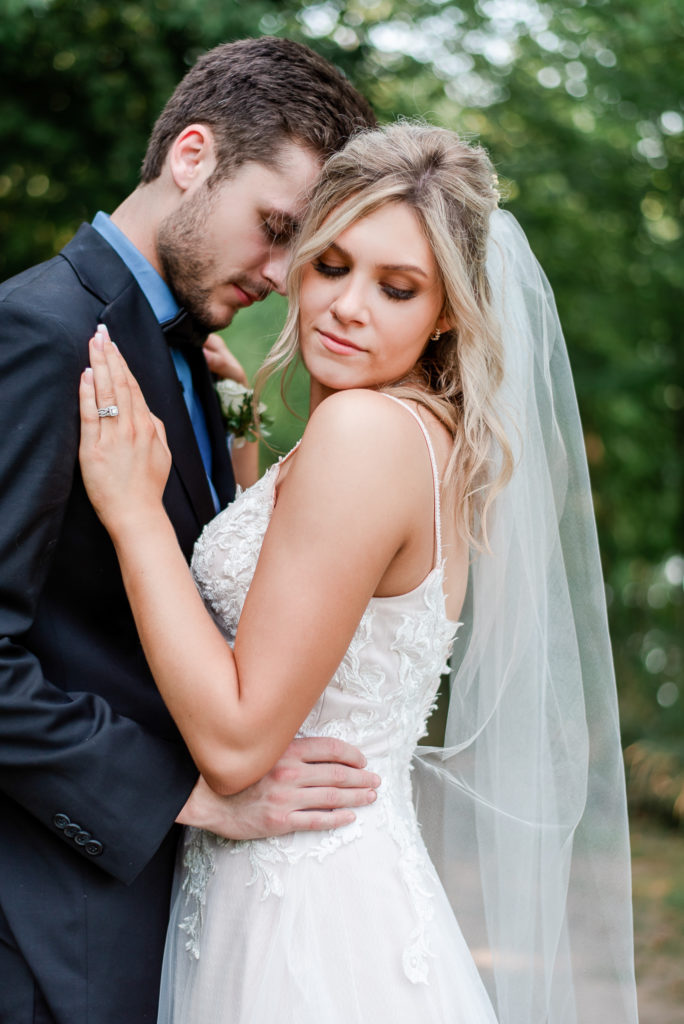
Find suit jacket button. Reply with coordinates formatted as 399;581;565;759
74;831;91;846
53;813;70;830
63;823;80;838
84;840;103;856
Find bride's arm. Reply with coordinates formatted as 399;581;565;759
80;333;422;797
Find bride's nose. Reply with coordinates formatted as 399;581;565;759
330;276;369;325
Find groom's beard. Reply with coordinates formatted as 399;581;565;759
157;186;218;332
157;186;265;333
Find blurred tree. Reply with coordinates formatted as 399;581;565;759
0;0;286;275
1;0;681;772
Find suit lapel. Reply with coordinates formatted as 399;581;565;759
62;224;235;524
103;288;219;528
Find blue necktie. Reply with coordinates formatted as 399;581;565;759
169;347;220;514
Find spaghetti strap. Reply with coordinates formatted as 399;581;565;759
380;393;443;567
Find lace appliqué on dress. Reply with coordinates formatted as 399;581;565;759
179;445;459;986
228;815;364;902
178;828;229;960
376;570;456;984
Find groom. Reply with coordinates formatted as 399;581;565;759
0;37;377;1023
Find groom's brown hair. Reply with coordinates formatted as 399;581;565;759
140;36;376;183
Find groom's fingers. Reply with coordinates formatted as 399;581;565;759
273;738;381;795
291;763;381;793
287;736;371;771
287;778;378;807
287;770;380;829
289;808;361;831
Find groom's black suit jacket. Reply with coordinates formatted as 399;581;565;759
0;224;235;1022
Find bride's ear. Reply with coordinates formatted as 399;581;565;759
437;312;453;335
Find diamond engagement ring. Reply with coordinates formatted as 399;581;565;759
97;405;119;418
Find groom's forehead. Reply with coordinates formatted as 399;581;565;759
222;144;323;225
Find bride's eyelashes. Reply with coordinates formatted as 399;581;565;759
381;284;415;302
312;258;347;278
311;259;416;302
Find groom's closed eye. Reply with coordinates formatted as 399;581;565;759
262;212;300;246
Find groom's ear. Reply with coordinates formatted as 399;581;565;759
167;124;217;193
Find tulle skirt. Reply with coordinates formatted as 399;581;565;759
157;809;498;1023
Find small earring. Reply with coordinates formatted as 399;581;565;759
430;328;441;341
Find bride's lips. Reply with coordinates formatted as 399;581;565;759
317;329;365;355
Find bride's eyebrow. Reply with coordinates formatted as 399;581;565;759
380;263;428;278
326;241;428;278
321;242;348;259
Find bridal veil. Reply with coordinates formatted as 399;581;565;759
414;209;638;1022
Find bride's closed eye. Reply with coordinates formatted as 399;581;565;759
312;259;416;302
312;258;347;278
381;283;415;302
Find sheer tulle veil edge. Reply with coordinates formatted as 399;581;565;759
413;209;638;1023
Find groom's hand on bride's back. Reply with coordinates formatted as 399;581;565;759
176;737;380;839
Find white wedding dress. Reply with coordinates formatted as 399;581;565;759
157;398;498;1023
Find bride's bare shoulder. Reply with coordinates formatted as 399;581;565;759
304;388;417;447
283;390;432;503
274;390;434;551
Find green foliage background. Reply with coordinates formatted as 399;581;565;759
1;0;682;813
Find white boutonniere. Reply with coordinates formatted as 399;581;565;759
214;380;273;448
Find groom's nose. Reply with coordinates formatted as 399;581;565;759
261;249;289;295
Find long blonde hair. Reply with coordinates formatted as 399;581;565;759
256;122;513;547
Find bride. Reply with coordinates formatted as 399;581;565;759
78;123;638;1022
